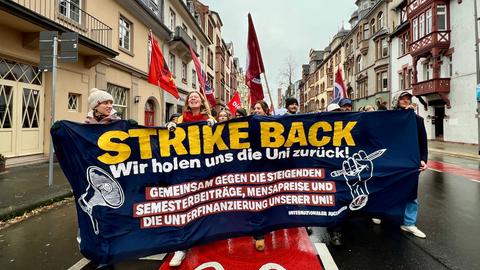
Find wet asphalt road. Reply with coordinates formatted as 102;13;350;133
0;153;479;270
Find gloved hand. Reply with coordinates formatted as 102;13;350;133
206;118;216;127
127;119;138;126
166;121;177;131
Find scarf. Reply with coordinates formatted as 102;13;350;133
182;111;209;123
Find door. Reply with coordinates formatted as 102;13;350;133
434;106;445;140
0;80;16;156
145;99;155;127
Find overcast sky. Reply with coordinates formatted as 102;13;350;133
200;0;357;107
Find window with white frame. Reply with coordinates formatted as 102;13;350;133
357;56;363;72
437;5;447;31
413;18;418;41
68;93;80;111
169;53;176;75
107;83;129;119
426;9;432;34
419;14;425;38
182;23;188;33
378;12;384;29
382;38;388;57
363;23;370;39
423;63;432;80
181;62;187;82
170;9;176;31
59;0;81;23
399;72;405;90
376;71;388;92
119;16;132;51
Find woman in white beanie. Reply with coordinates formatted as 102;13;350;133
85;88;120;124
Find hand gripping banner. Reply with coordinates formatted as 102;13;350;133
51;110;421;264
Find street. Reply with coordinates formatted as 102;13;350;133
0;153;479;270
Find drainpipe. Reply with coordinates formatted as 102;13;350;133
475;0;480;154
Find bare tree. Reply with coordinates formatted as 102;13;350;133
277;56;297;100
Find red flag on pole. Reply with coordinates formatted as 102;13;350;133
189;46;216;108
332;67;348;103
148;32;179;99
228;91;242;115
245;13;265;106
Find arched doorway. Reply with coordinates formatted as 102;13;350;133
145;99;156;126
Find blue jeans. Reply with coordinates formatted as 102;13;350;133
403;199;418;226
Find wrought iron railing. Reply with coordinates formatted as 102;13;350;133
9;0;112;49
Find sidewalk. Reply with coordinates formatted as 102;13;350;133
428;140;480;160
0;162;72;221
0;140;478;222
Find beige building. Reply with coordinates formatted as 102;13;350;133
0;0;212;165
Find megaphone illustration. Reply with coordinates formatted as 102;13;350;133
78;166;125;235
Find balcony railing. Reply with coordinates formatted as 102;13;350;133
9;0;112;49
410;31;450;56
139;0;163;21
172;26;197;52
412;78;450;96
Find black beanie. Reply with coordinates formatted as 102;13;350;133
285;97;299;108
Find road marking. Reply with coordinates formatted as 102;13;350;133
314;243;338;270
428;161;480;182
67;258;90;270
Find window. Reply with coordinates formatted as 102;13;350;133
68;93;80;111
170;9;176;31
370;19;376;34
419;14;425;38
169;53;176;75
448;56;453;77
437;5;447;31
382;38;388;57
376;71;388;92
107;83;129;119
407;69;412;88
423;63;432;80
405;32;410;53
22;88;40;128
207;49;213;68
182;23;188;33
200;45;204;62
413;18;418;41
377;12;384;29
119;16;132;51
357;56;363;72
399;36;405;55
426;9;432;34
181;62;187;83
59;0;81;23
193;36;197;48
363;23;370;39
399;72;405;90
192;69;197;88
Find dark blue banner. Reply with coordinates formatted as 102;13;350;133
51;110;420;264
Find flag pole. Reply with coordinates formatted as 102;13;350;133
262;72;275;112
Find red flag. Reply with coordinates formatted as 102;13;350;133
332;67;348;103
148;32;179;99
245;13;265;105
189;46;216;108
228;91;242;115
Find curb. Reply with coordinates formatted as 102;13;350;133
0;190;73;221
429;148;480;161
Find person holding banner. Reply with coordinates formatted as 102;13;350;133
85;88;120;124
167;90;215;266
394;91;428;238
253;100;270;116
217;109;232;122
285;97;299;115
235;107;248;118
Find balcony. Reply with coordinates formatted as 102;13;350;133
412;78;450;96
169;26;197;61
359;39;369;55
7;0;113;49
410;31;450;57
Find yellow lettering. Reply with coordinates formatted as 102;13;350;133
284;122;308;147
260;122;285;148
97;131;131;164
188;125;201;155
159;128;188;157
203;125;229;154
229;122;250;149
333;121;357;146
308;122;332;147
128;129;157;159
